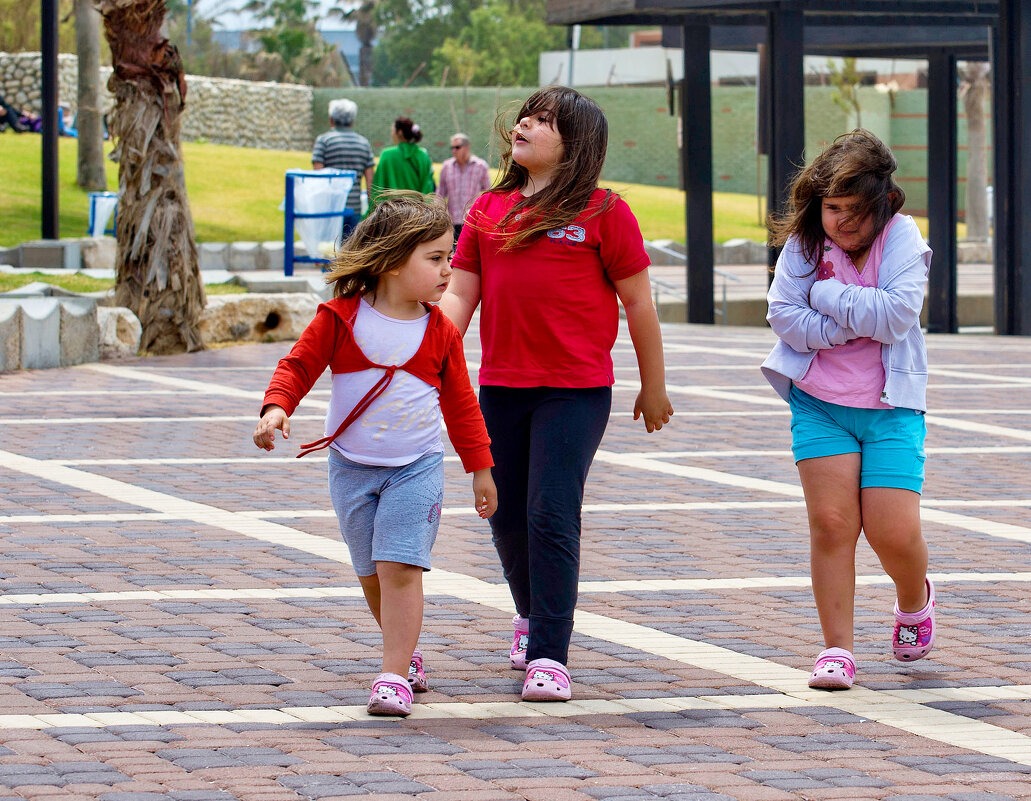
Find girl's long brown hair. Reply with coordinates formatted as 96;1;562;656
325;191;451;299
767;129;905;268
481;86;613;250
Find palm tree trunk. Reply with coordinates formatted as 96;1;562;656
76;0;107;190
962;62;990;241
96;0;206;354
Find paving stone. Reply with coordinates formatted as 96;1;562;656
323;734;464;755
756;733;894;752
605;745;750;766
479;723;612;743
626;710;763;730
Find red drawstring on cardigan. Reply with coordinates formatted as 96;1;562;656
296;366;398;458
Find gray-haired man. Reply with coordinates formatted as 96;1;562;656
312;98;375;231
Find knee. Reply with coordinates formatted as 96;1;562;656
808;508;860;551
376;561;423;587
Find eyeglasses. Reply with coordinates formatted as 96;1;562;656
450;145;464;150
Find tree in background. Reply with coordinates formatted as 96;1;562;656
327;0;377;87
96;0;206;355
960;61;990;241
75;0;107;190
373;0;600;87
0;0;76;51
827;57;864;129
241;0;347;85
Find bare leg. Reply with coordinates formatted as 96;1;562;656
861;487;928;612
357;573;382;625
797;453;863;652
376;561;423;677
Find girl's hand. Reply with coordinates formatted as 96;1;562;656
634;387;674;433
472;468;498;519
254;406;290;451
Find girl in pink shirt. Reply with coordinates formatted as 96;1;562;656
764;130;935;690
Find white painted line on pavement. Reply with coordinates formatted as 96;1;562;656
3;571;1028;607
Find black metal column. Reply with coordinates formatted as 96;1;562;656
926;50;958;334
765;9;805;275
41;0;59;239
993;3;1031;334
682;23;714;324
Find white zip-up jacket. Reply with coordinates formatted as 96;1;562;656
761;214;932;412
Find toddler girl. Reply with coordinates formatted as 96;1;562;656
255;192;497;715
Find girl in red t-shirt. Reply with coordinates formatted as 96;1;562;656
441;86;673;702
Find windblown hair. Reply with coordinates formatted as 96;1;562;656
325;191;452;299
486;86;613;250
394;116;422;143
767;129;905;268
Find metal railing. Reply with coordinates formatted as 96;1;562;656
646;241;743;322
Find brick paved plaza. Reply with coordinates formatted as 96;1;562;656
1;317;1030;801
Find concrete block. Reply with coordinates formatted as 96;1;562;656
717;238;766;265
80;237;117;271
19;239;81;271
59;297;99;366
19;297;62;369
199;293;320;345
261;241;285;272
97;306;142;359
958;240;991;263
0;247;19;267
0;302;21;372
198;242;229;271
234;275;314;294
228;241;261;271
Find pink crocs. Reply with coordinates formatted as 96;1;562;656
367;672;413;716
510;615;529;670
808;647;856;690
893;577;936;661
408;648;428;693
522;658;571;701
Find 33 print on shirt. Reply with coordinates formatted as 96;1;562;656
547;224;587;244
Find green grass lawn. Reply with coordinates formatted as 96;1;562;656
0;134;939;247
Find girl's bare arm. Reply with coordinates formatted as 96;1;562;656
614;269;673;432
439;269;482;336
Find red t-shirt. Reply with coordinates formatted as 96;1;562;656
451;188;650;387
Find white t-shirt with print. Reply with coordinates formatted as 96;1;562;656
328;298;443;466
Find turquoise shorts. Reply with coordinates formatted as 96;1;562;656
789;384;926;494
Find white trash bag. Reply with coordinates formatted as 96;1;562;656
282;171;355;259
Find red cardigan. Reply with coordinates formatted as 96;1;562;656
261;295;493;473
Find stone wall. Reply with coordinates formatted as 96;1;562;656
0;52;313;151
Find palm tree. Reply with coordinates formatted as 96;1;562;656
95;0;205;354
75;0;107;190
328;0;377;87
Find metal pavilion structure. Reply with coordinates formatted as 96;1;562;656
547;1;1029;335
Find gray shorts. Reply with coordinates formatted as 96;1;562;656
327;448;444;577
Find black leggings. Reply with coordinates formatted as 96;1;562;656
479;385;611;665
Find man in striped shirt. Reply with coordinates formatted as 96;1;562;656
312;99;376;235
437;133;492;240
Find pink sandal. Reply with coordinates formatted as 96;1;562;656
408;649;428;692
808;647;856;690
893;578;936;661
367;673;413;716
510;615;529;670
522;658;571;701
